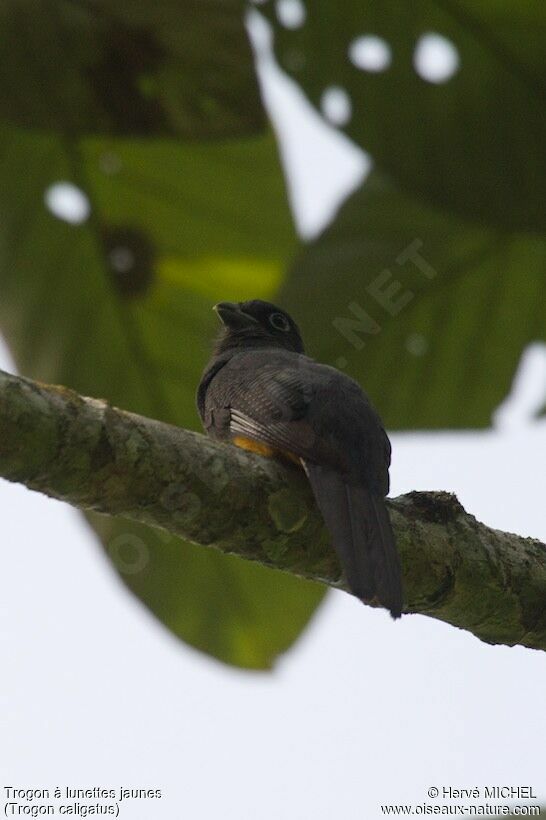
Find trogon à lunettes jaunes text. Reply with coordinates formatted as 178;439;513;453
197;300;403;618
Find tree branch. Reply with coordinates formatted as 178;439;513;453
1;368;545;651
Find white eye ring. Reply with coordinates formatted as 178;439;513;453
269;312;291;332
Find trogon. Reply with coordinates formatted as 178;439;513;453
197;300;403;618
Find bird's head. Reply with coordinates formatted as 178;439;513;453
212;300;305;355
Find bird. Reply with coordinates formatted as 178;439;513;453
196;299;403;618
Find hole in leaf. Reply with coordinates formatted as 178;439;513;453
405;333;428;356
413;33;460;84
320;86;352;126
101;226;156;298
276;0;306;29
349;35;391;73
44;182;90;225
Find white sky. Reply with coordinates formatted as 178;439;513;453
1;16;546;820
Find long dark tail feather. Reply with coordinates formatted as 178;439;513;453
304;462;403;618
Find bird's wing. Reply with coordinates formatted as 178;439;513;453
204;351;344;466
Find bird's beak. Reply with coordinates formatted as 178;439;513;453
213;302;258;328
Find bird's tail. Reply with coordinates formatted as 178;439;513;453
303;462;403;618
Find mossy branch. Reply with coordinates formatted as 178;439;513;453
0;368;545;651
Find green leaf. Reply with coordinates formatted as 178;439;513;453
268;1;546;431
0;124;325;669
281;172;546;429
91;517;322;669
263;0;546;230
0;0;263;138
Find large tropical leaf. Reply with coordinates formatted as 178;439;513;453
0;0;263;137
0;0;328;669
281;171;546;430
0;122;326;669
263;0;546;230
269;0;546;430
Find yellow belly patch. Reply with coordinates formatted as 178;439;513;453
232;435;301;466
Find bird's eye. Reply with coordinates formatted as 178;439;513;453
269;312;291;332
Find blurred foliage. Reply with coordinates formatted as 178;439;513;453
0;0;545;666
0;2;324;669
0;0;263;137
264;0;546;231
264;0;546;427
281;171;546;429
